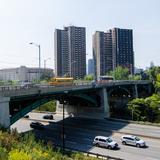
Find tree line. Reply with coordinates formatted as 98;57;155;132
127;66;160;123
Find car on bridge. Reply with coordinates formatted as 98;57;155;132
93;136;118;149
30;122;44;130
121;135;146;148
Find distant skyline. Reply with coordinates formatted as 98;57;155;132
0;0;160;69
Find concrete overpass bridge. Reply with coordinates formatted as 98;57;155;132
0;80;153;128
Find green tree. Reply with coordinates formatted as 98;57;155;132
84;74;94;81
148;66;160;82
128;94;160;122
128;98;145;121
129;74;141;80
37;100;56;112
109;66;129;80
146;66;160;92
0;80;5;86
155;73;160;93
144;94;160;122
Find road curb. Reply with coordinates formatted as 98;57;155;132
22;118;51;124
106;118;160;127
111;129;160;140
32;110;56;114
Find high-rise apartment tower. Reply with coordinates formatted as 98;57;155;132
54;26;86;79
93;28;134;79
111;28;134;74
93;31;112;79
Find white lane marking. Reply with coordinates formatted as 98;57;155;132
66;140;77;144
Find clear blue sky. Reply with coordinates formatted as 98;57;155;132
0;0;160;69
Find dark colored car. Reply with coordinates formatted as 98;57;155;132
30;122;44;130
43;114;54;120
24;115;29;118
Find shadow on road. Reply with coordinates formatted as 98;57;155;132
31;116;129;152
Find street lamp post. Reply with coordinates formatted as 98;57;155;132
132;109;134;120
29;42;41;82
44;58;51;69
61;90;68;154
62;101;65;153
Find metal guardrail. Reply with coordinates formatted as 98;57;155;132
49;142;124;160
0;83;91;92
0;80;152;97
0;84;93;97
64;147;124;160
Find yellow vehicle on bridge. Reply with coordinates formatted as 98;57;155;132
49;77;74;86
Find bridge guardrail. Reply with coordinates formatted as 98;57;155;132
0;80;152;91
51;143;124;160
0;83;91;92
0;84;93;97
0;80;152;97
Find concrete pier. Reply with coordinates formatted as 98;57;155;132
0;97;10;128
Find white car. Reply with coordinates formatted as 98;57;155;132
121;135;146;148
93;136;118;149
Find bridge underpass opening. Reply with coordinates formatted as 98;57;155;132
9;96;56;124
9;93;101;124
60;95;100;107
137;85;153;98
108;87;132;119
56;93;106;119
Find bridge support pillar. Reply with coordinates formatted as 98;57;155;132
134;84;138;98
101;88;110;118
0;97;10;128
56;98;109;119
148;84;153;95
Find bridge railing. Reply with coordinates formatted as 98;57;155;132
0;84;93;97
0;80;152;97
0;83;92;91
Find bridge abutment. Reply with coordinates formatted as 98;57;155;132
0;97;10;128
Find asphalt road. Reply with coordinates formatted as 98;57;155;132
11;112;160;160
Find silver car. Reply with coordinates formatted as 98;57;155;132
121;135;146;148
93;136;118;149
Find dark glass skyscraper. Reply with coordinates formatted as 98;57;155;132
111;28;134;75
93;28;134;79
54;26;86;79
54;29;69;77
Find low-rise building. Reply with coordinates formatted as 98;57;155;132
0;66;54;82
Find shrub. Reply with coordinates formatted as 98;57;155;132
0;130;18;151
8;149;32;160
71;152;99;160
0;147;8;160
